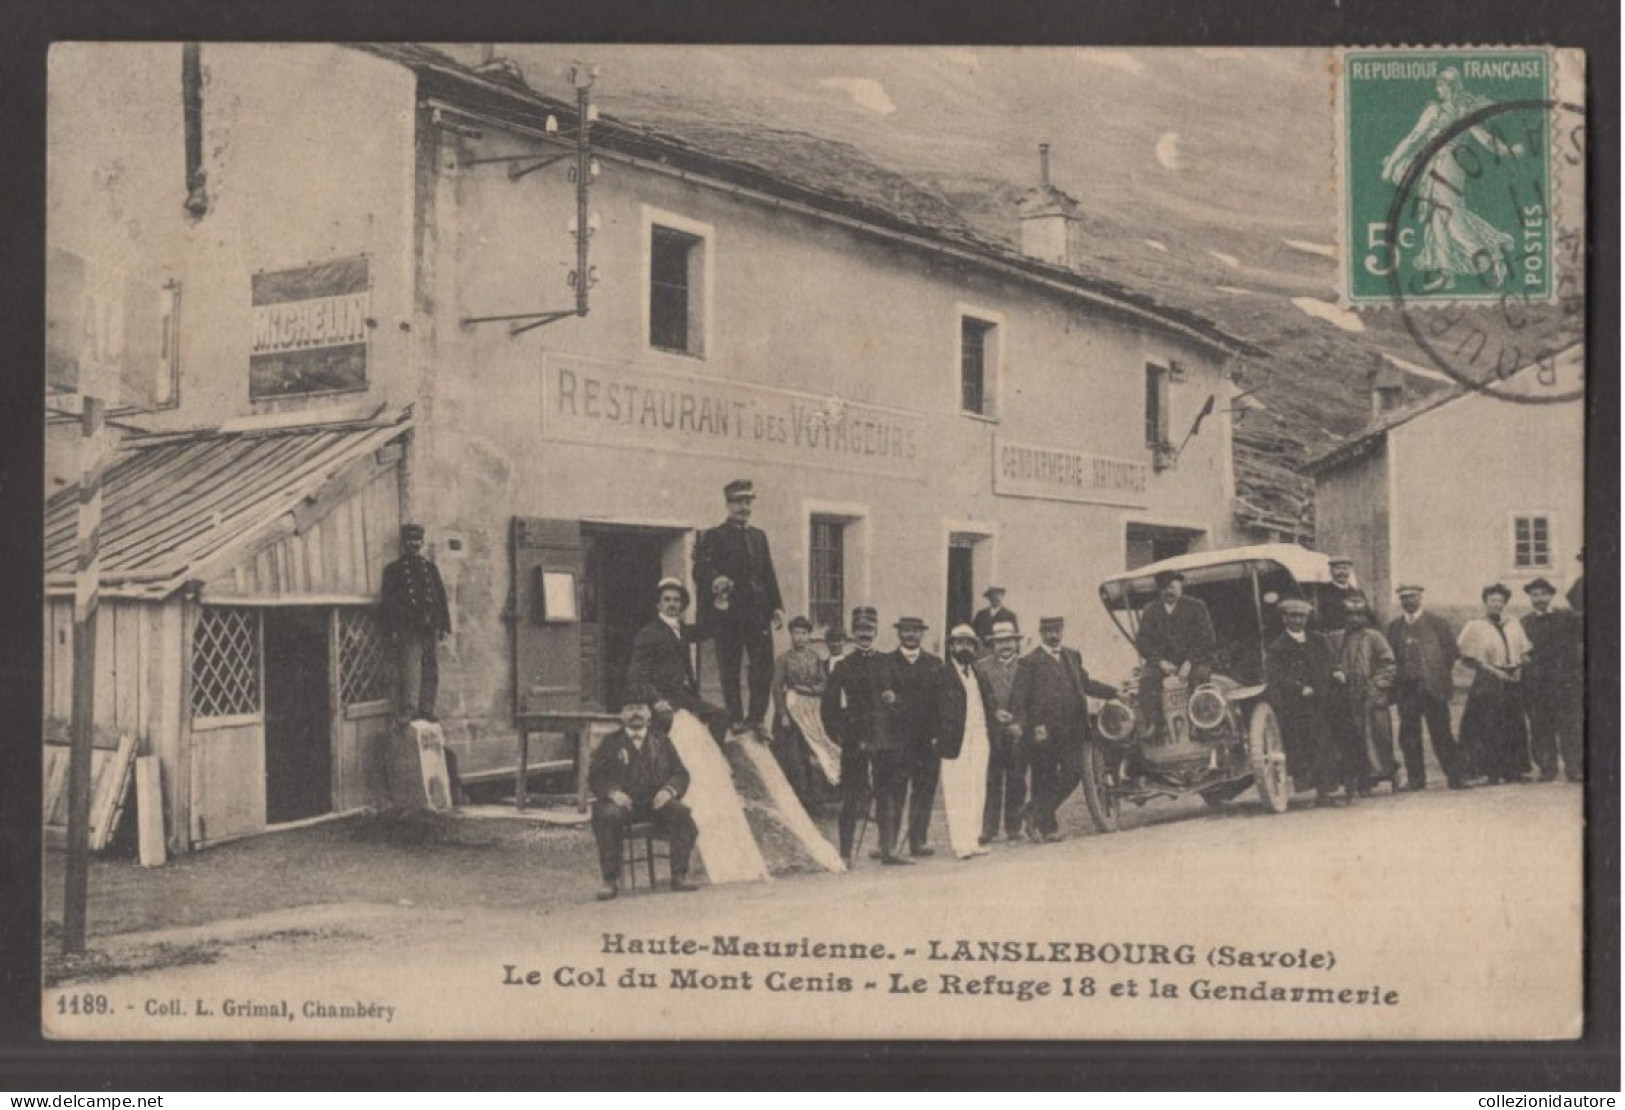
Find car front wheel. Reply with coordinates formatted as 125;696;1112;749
1249;702;1292;813
1079;740;1122;833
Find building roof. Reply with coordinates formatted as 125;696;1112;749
45;410;412;600
1302;344;1584;477
357;44;1263;361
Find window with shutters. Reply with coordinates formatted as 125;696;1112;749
190;606;262;721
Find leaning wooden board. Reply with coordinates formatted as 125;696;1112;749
42;732;138;850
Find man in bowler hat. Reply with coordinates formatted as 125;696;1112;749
587;701;699;900
887;616;944;858
1520;577;1583;782
693;479;784;734
379;523;452;724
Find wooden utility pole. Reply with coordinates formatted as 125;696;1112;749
62;393;106;954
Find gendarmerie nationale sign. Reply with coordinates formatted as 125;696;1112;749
993;435;1150;508
249;256;370;399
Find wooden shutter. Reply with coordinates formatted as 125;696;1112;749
511;517;589;715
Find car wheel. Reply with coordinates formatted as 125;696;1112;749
1249;702;1291;813
1079;740;1121;833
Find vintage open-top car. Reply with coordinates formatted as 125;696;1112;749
1088;543;1349;830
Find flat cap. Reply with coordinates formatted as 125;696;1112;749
1523;577;1557;595
1279;597;1314;615
724;478;755;500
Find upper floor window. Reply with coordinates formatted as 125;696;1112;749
808;515;847;635
645;210;712;358
1512;514;1553;570
957;307;1002;420
1145;363;1171;449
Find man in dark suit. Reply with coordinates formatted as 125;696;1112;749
1135;569;1217;734
1266;597;1350;804
1319;556;1363;641
971;586;1019;648
1384;584;1468;790
625;577;732;743
379;523;452;724
587;701;699;900
693;479;785;734
1519;577;1582;782
1010;616;1119;842
886;616;944;858
974;619;1027;844
821;607;908;865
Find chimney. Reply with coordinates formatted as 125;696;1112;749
1368;358;1405;420
1018;142;1080;268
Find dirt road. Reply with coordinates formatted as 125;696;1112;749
42;780;1582;1041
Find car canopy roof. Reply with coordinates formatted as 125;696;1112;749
1098;543;1338;611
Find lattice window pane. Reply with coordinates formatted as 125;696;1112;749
340;608;390;705
191;607;261;719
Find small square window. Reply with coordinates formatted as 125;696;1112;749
1513;515;1553;570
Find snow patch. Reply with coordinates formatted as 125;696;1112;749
1209;250;1240;268
1289;297;1366;333
1282;238;1338;259
1144;239;1169;253
817;76;897;115
1381;352;1455;384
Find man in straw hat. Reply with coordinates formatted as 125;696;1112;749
693;478;784;735
1384;583;1468;791
1519;577;1583;782
935;624;997;859
974;619;1027;844
1265;596;1350;805
586;700;699;900
1011;615;1120;841
821;607;909;865
626;577;732;744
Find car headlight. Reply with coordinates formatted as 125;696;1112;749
1097;699;1136;743
1187;683;1228;731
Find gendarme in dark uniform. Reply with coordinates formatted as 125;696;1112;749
693;479;784;732
820;607;907;865
379;523;452;723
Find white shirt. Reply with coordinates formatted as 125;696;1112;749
1286;629;1307;643
659;614;682;638
900;648;921;663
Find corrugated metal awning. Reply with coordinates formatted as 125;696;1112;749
45;410;412;601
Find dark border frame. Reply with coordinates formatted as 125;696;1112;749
2;0;1616;1090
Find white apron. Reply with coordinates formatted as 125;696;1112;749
941;666;991;859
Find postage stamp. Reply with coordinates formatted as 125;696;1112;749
1342;48;1553;306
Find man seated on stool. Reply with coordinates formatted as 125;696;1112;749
587;701;700;901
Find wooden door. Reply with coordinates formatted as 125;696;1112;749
511;517;590;715
187;605;269;844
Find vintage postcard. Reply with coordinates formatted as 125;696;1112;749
41;42;1588;1042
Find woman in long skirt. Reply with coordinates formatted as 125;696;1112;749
1457;583;1534;783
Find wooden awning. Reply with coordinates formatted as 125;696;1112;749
45;410;412;601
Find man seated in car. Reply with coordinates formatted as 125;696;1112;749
1135;569;1218;729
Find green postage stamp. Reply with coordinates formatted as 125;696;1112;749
1342;49;1553;305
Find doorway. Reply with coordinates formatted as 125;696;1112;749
583;525;683;711
263;607;333;824
946;543;976;632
